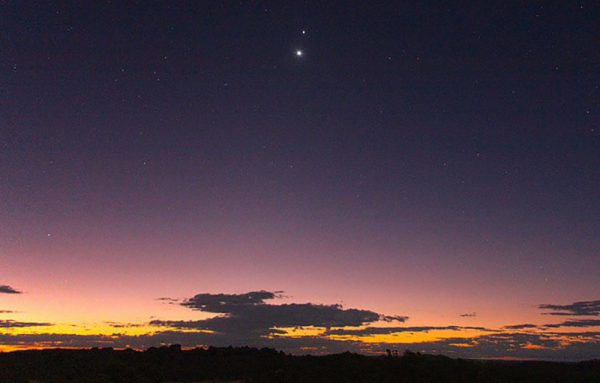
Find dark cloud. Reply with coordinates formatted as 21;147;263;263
0;285;21;294
153;291;406;338
503;320;600;330
325;326;491;336
544;319;600;328
503;323;539;330
460;312;477;318
181;291;281;313
0;319;51;328
539;300;600;316
383;315;410;322
0;310;15;314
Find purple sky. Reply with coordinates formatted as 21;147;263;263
1;1;599;359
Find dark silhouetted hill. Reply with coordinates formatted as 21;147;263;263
0;346;599;382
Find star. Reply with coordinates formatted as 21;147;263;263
296;50;303;57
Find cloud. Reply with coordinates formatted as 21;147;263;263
544;319;600;328
460;312;476;318
156;297;180;305
382;315;410;322
503;323;539;330
153;291;407;338
144;292;600;359
539;300;600;316
0;310;15;314
0;285;21;294
503;319;600;330
104;321;145;328
3;291;600;360
325;326;491;336
0;320;51;328
181;291;281;313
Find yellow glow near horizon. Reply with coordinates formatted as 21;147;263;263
270;326;326;338
0;322;213;337
268;326;493;344
3;319;600;353
329;328;492;344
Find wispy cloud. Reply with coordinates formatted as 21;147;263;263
104;321;146;328
325;326;491;336
503;323;538;330
539;300;600;316
156;297;180;304
544;319;600;328
0;320;51;328
504;319;600;331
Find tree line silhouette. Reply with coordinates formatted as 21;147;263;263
0;346;598;382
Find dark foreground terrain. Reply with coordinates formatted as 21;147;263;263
0;346;599;383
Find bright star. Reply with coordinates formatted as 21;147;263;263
296;50;303;57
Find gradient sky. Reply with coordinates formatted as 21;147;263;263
1;1;600;360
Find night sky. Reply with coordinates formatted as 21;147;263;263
1;1;600;360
